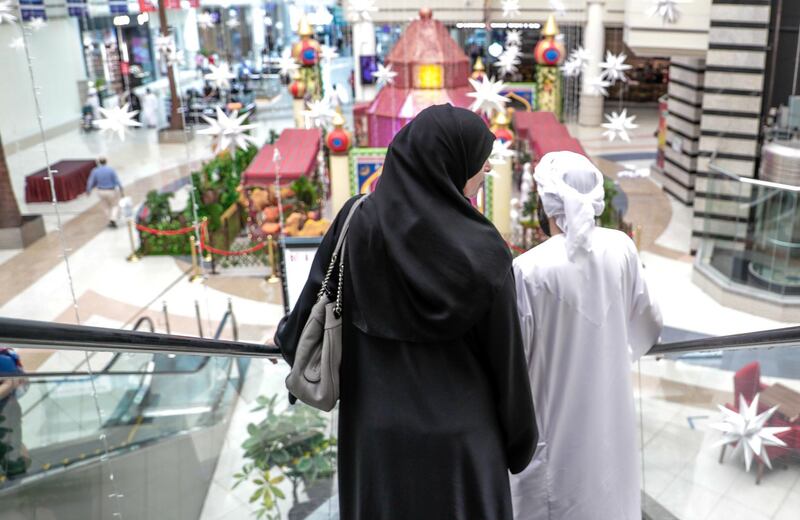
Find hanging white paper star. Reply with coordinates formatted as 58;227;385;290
710;394;790;472
226;17;240;29
95;103;142;140
277;54;300;78
602;109;638;142
501;0;521;18
648;0;689;25
467;76;508;117
494;49;521;77
588;76;611;97
549;0;567;16
320;45;339;63
155;34;174;57
561;58;581;78
303;98;336;129
600;50;632;83
373;63;398;87
489;139;515;166
0;1;16;24
347;0;378;22
501;44;521;61
569;46;591;70
9;37;24;50
205;63;235;90
27;17;46;31
505;30;522;47
198;12;215;29
197;106;259;153
167;48;184;67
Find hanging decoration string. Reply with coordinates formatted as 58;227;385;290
12;3;124;517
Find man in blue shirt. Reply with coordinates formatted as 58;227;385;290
86;157;123;228
0;348;28;477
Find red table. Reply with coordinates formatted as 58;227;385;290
25;160;96;203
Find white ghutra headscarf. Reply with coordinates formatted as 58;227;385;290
534;151;605;259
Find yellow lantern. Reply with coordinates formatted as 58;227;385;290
415;64;443;89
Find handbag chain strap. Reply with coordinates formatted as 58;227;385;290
315;195;369;307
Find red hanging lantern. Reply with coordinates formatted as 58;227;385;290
326;126;352;154
493;126;514;143
534;39;564;67
289;79;306;99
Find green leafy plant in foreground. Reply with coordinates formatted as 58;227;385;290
234;395;336;520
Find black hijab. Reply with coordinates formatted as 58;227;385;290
347;104;511;342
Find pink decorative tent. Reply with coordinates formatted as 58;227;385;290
366;9;474;147
242;129;322;186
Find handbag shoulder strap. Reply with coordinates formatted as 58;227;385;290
331;194;369;259
317;195;369;300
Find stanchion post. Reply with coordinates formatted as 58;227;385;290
201;217;212;263
227;298;238;341
162;300;171;335
267;234;279;283
126;221;140;262
189;235;203;283
194;299;204;338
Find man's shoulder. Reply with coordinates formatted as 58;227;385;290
512;236;566;275
592;227;637;254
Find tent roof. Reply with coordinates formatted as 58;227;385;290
242;129;321;186
386;17;470;66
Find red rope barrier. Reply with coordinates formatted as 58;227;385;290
135;223;196;236
198;222;269;256
200;240;269;256
136;219;269;256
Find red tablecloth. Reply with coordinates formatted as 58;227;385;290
25;160;96;203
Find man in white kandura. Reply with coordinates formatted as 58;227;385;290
511;151;662;520
141;88;160;129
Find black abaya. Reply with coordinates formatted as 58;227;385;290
275;106;537;519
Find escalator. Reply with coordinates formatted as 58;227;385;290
0;318;798;519
0;312;250;519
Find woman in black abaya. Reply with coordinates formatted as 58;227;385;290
275;104;537;520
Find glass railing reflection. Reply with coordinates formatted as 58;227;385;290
638;345;800;519
0;346;338;520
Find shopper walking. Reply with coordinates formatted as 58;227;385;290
141;88;160;128
511;151;662;520
276;104;537;520
86;157;123;228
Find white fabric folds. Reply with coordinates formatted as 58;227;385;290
534;151;605;259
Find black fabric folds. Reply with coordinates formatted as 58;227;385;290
348;104;510;342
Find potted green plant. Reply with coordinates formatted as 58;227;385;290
234;395;336;520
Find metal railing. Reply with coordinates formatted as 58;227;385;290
1;317;799;361
0;318;279;359
647;324;800;356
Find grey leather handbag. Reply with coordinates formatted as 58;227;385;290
285;196;368;411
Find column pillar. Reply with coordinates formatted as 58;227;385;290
492;159;513;238
251;1;266;70
326;112;353;214
579;0;605;126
